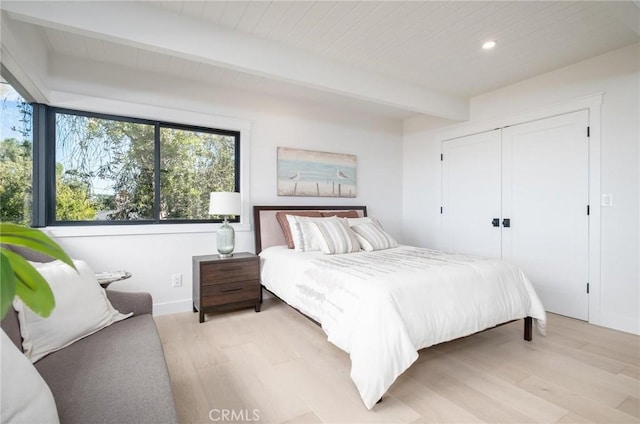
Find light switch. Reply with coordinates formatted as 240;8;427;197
601;194;613;207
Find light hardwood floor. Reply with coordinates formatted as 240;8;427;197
155;298;640;424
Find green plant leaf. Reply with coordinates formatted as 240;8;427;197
2;249;55;318
0;252;17;320
0;223;75;270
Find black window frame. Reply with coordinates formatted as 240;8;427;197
32;105;240;226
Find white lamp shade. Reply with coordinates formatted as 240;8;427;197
209;192;241;216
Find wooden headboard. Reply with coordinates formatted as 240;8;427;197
253;205;367;254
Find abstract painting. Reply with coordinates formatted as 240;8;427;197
277;147;357;197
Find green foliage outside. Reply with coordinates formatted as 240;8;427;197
160;127;236;220
1;96;237;224
1;94;33;226
55;163;97;221
55;114;236;221
0;138;31;225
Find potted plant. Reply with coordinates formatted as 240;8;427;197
0;223;75;319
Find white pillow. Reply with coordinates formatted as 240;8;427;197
309;217;361;255
286;215;317;252
347;216;381;227
1;330;59;424
13;259;132;363
285;215;333;252
351;222;398;251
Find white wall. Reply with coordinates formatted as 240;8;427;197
403;43;640;334
38;57;403;315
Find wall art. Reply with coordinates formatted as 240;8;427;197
277;147;356;197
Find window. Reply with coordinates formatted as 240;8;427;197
48;108;239;225
0;78;33;225
54;112;155;222
160;126;237;220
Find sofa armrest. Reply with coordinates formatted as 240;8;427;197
106;290;152;316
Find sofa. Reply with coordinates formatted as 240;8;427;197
1;253;178;424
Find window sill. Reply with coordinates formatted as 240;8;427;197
44;222;252;238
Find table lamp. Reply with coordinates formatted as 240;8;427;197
209;192;241;258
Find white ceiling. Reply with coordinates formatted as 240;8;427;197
2;1;639;120
156;0;640;97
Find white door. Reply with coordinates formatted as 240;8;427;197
442;130;502;258
502;110;590;320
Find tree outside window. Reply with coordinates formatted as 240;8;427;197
0;78;32;225
53;110;238;223
55;114;155;221
160;127;236;220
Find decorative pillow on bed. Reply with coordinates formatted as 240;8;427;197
351;222;398;251
276;211;323;249
13;259;132;363
285;215;324;252
321;210;360;218
347;216;380;227
309;217;361;255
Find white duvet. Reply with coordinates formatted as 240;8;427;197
260;245;546;409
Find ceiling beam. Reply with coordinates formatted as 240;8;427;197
2;1;468;121
0;11;50;103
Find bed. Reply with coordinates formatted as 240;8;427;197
253;205;546;410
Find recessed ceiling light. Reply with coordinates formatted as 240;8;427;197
482;40;497;50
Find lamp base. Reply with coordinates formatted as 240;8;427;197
216;218;235;258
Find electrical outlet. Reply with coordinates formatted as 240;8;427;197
171;274;182;287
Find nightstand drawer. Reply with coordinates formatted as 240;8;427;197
201;261;259;285
201;280;259;306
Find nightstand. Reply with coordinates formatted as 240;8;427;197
192;252;260;323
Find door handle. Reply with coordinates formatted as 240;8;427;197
502;218;511;228
491;218;500;227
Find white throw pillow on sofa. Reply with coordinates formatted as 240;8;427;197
13;259;132;363
0;330;59;423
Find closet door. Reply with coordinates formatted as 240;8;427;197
442;130;502;258
502;110;589;320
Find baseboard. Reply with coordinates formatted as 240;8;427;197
597;314;640;336
153;289;274;316
153;299;193;316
